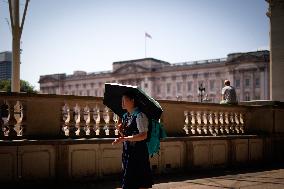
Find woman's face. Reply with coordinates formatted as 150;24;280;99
122;95;135;110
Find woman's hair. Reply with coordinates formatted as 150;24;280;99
122;90;136;100
122;90;137;106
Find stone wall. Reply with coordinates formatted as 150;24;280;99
0;136;273;182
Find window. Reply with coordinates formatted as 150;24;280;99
144;83;148;88
83;84;86;88
177;82;182;93
245;93;250;101
91;83;94;88
236;79;240;88
87;90;90;96
210;80;215;91
167;83;171;93
245;79;250;87
157;85;161;94
187;81;192;92
254;95;260;100
255;78;260;88
94;90;98;96
79;91;82;96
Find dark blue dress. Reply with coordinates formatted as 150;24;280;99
121;111;153;189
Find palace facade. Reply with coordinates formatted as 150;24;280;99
39;50;269;103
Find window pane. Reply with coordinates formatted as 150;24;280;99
210;80;215;91
188;81;192;92
245;79;250;87
255;78;260;87
236;79;240;88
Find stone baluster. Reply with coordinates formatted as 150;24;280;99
113;113;119;136
74;104;82;136
0;101;10;137
7;101;17;138
214;112;219;135
103;107;110;136
196;111;202;135
224;112;230;134
83;105;91;136
13;101;24;136
239;113;245;133
202;111;208;135
0;101;3;138
190;111;197;135
93;106;101;136
219;112;224;134
234;112;240;134
62;104;70;136
229;112;235;134
183;110;189;135
208;112;214;135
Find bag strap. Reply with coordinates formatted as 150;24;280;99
122;109;141;120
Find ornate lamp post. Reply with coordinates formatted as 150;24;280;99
198;83;205;102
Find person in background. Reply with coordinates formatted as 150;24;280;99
220;80;238;105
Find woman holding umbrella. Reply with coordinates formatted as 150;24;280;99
112;90;153;189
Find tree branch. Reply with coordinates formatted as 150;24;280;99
20;0;30;37
8;0;14;33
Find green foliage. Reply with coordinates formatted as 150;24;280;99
0;80;37;93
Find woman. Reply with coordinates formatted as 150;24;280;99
112;90;153;189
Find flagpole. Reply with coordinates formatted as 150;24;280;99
145;33;147;58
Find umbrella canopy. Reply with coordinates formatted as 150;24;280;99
103;83;163;120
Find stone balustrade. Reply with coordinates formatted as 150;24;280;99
0;92;284;182
183;110;245;136
0;92;283;139
0;93;250;140
61;103;120;137
0;93;116;139
0;99;25;139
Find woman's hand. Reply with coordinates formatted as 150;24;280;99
112;136;125;145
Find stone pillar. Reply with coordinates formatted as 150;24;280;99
268;0;284;101
251;70;255;100
240;71;244;101
260;68;266;99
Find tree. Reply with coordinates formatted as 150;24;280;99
0;79;37;93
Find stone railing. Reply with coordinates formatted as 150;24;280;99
183;110;245;136
0;93;113;139
0;99;25;138
0;92;284;182
0;92;283;140
61;103;120;137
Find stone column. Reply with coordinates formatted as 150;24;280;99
240;71;244;101
268;0;284;101
251;70;255;100
260;67;266;99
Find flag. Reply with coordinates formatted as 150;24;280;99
145;32;152;39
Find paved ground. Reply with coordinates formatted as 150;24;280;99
4;165;284;189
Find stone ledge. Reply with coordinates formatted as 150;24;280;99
0;135;264;146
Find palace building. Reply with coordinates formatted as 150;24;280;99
39;50;269;103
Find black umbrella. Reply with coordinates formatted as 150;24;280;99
103;83;163;120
